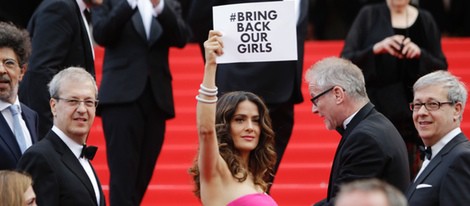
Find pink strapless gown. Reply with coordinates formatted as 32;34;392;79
227;193;278;206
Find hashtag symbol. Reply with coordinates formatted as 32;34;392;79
229;13;236;22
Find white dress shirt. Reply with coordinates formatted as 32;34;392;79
128;0;165;39
414;127;462;181
53;126;100;204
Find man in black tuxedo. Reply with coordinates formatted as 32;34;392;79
305;57;410;206
406;70;470;206
0;22;38;170
17;67;105;206
92;0;190;205
187;0;309;184
18;0;102;139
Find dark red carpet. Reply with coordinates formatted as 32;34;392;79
87;38;470;206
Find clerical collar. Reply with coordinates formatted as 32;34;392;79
52;126;83;159
342;110;359;130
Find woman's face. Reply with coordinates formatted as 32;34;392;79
230;100;261;153
24;185;36;206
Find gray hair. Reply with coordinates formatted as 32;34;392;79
305;57;368;101
414;70;467;112
48;67;97;98
336;178;408;206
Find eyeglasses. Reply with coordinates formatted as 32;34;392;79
310;86;335;106
0;59;19;70
409;101;454;111
54;97;99;108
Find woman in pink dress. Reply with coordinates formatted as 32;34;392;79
189;30;278;206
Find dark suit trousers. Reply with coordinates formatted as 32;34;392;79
267;101;294;183
100;83;166;206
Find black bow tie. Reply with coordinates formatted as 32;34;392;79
80;145;98;160
336;126;345;135
419;146;432;160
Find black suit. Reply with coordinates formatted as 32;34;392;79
0;103;38;170
17;131;105;206
406;133;470;206
315;103;410;206
18;0;95;139
187;0;309;179
92;0;190;205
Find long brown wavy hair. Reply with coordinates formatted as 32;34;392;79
189;91;277;198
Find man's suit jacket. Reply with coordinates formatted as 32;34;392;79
17;131;105;206
406;134;470;206
18;0;95;138
187;0;308;104
315;103;410;206
0;103;38;169
92;0;190;118
92;0;190;119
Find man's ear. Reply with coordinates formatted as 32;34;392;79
453;101;463;122
18;63;27;81
333;86;345;104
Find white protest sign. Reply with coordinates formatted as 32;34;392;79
212;1;297;64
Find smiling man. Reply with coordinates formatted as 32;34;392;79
406;70;470;206
305;57;410;206
17;67;105;206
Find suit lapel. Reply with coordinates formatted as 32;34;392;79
20;104;38;143
406;134;467;198
91;165;106;206
132;9;148;42
148;18;162;45
48;133;98;205
73;0;95;75
0;114;22;159
327;103;375;199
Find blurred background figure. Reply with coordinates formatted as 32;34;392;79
0;21;38;170
308;0;383;40
91;0;191;205
0;0;43;29
335;178;408;206
418;0;470;36
340;0;447;178
0;170;37;206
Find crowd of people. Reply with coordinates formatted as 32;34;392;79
1;0;470;206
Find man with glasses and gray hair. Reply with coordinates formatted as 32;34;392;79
406;70;470;206
17;66;105;206
305;57;410;206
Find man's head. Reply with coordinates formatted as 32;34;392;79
0;22;31;103
305;57;368;130
411;70;467;146
48;67;98;144
335;179;408;206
